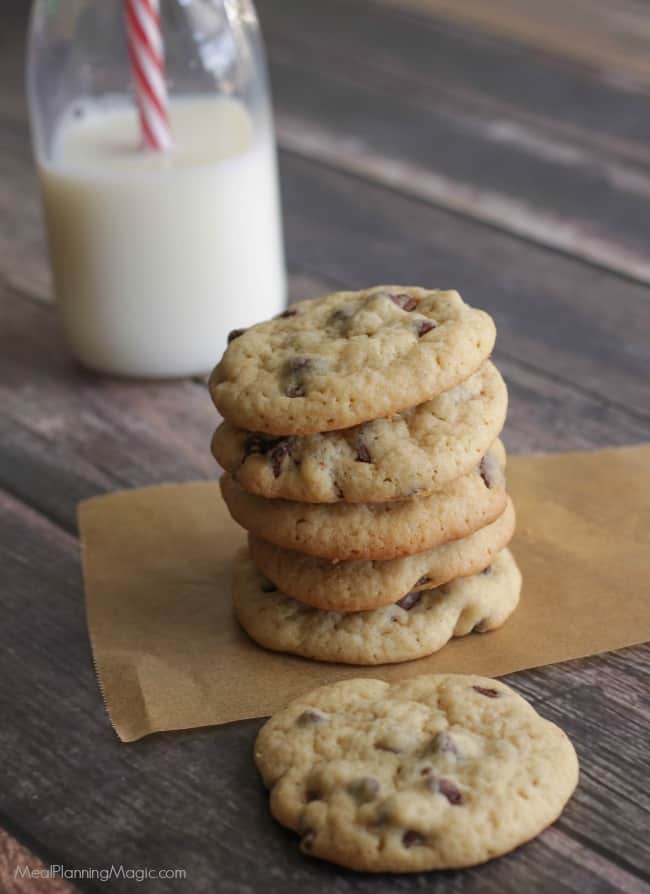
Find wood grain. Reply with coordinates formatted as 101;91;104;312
384;0;650;86
258;0;650;166
256;0;650;282
0;486;648;893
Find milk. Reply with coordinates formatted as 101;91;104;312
39;96;286;377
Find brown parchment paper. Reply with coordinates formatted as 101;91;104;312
79;444;650;742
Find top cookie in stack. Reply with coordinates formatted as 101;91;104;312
209;286;519;665
211;286;495;436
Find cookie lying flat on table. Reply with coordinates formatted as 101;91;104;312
212;361;507;503
249;497;515;611
255;673;578;872
220;441;507;561
234;547;520;665
210;287;496;436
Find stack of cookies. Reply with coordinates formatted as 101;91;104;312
209;286;521;666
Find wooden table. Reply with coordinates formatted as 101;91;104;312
2;1;649;891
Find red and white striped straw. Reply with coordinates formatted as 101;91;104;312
124;0;172;152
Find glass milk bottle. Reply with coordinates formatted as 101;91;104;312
27;0;286;378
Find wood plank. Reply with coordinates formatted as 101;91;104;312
1;486;648;892
498;356;650;454
269;57;650;285
384;0;650;87
256;0;650;282
258;0;650;165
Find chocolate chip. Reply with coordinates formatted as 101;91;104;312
260;578;277;593
415;575;431;587
300;829;315;851
305;789;321;802
243;434;264;458
481;565;493;575
402;830;425;848
438;778;464;805
431;731;459;756
423;773;464;805
243;434;294;475
396;591;421;611
416;319;436;337
284;356;313;398
472;618;490;633
389;293;417;312
277;308;297;318
268;439;292;478
347;777;380;804
243;434;274;458
227;327;247;343
296;709;328;726
355;438;372;464
473;685;500;698
420;765;433;776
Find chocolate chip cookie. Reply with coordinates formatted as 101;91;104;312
249;497;515;611
255;672;578;871
210;287;496;435
213;361;507;503
220;441;506;560
234;547;520;664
